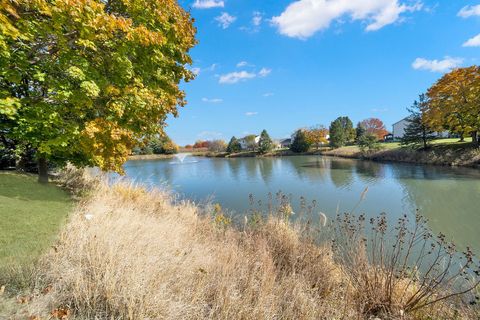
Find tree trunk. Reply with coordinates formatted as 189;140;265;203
38;156;49;184
472;131;479;147
422;130;427;150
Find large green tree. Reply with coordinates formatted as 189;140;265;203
258;129;273;154
0;0;196;182
290;129;311;153
424;66;480;145
329;116;355;148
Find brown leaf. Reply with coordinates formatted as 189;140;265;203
51;307;71;319
17;295;31;304
41;284;53;295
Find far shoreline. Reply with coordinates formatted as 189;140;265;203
129;142;480;169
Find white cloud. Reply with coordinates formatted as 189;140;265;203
202;97;223;103
219;67;271;84
458;5;480;18
245;112;258;116
263;92;274;97
259;68;272;77
215;12;236;29
219;71;256;84
236;61;249;67
463;33;480;47
191;67;201;75
412;57;463;72
252;11;263;26
271;0;423;39
193;0;224;9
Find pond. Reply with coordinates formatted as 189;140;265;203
123;155;480;253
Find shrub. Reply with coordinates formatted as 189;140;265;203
333;211;480;318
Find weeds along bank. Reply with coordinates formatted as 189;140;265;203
1;168;479;319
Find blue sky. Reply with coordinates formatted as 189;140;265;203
167;0;480;146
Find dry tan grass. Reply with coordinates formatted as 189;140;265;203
26;181;348;319
1;170;478;319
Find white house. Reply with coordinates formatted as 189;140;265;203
274;138;291;149
392;117;411;139
238;135;260;150
392;116;449;139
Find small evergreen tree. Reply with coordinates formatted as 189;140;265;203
226;136;242;153
358;133;382;155
290;129;311;153
355;122;366;143
401;95;436;149
258;129;273;154
329;116;355;148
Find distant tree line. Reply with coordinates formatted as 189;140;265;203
181;66;480;156
132;135;179;155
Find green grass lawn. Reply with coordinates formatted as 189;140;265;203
379;138;473;150
0;172;72;270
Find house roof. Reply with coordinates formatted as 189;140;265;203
392;116;413;126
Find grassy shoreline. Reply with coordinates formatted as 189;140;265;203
0;172;72;268
201;139;480;168
321;139;480;168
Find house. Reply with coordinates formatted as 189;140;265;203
277;138;292;149
238;135;260;150
392;116;449;140
392;117;411;139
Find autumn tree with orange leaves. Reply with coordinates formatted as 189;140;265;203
0;0;196;182
424;66;480;145
358;118;389;141
305;125;329;150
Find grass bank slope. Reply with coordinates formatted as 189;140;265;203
0;172;71;273
1;173;478;319
323;139;480;167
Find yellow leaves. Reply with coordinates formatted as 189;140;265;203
105;85;121;96
0;1;20;39
66;66;85;81
76;39;96;51
425;66;480;135
0;97;20;118
80;80;100;98
126;25;165;46
81;118;135;174
212;203;232;227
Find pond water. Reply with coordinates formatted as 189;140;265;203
123;155;480;253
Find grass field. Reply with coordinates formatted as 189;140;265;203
0;172;72;277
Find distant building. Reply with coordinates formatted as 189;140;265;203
238;135;260;150
392;116;449;140
278;138;292;149
392;117;411;139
